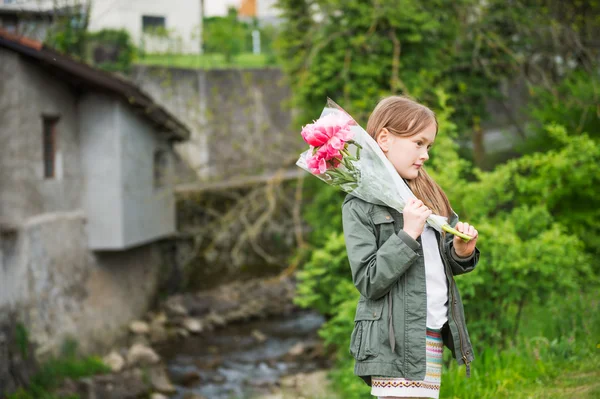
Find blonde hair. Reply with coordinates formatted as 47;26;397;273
366;96;452;219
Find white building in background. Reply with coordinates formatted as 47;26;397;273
88;0;280;54
0;0;280;54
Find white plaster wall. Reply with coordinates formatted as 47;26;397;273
78;93;124;249
118;101;176;248
89;0;202;54
88;0;281;54
79;95;175;250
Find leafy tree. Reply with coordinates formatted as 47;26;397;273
275;0;600;166
45;1;91;59
203;7;252;63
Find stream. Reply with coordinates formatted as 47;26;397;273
156;310;329;399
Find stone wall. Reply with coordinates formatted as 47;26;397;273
0;211;164;356
131;66;302;182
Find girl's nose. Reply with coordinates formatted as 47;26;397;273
421;150;429;161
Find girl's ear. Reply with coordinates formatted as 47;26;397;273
377;128;391;152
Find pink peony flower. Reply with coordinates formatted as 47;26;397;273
301;112;354;147
306;154;327;174
316;142;342;161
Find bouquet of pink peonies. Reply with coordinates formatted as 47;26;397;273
296;98;472;241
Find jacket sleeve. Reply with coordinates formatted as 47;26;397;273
444;211;480;276
342;200;421;300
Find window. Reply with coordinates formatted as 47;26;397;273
0;15;19;33
42;116;59;179
153;149;169;188
142;15;166;33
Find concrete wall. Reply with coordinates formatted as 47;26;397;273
118;101;175;248
79;93;176;250
0;212;162;355
131;66;301;182
79;93;124;249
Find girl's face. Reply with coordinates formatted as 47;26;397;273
377;122;437;180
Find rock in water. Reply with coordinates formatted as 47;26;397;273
252;329;268;343
183;317;203;334
126;343;160;366
150;367;177;394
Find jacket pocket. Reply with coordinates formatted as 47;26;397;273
349;299;384;361
370;209;396;247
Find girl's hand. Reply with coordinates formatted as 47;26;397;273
403;198;432;240
453;222;478;257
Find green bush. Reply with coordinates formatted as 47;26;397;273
520;71;600;154
203;8;252;63
87;29;137;73
294;94;599;397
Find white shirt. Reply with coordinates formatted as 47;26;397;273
421;224;449;329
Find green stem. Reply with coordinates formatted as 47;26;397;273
442;224;473;242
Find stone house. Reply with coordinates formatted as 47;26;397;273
0;29;190;355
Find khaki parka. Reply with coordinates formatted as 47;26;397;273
341;194;480;386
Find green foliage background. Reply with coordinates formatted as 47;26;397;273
277;0;600;397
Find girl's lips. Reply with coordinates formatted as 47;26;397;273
413;164;422;168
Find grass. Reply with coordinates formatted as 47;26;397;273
323;290;600;399
135;52;277;69
435;291;600;399
6;339;110;399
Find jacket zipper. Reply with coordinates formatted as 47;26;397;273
437;231;471;378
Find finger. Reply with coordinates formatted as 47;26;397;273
414;199;423;207
417;204;429;212
456;222;463;232
468;226;475;236
472;229;478;238
417;208;430;218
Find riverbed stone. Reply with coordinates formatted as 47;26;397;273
102;350;125;373
152;312;168;325
287;342;305;357
126;343;160;366
129;320;150;335
183;317;203;333
164;298;188;318
56;368;150;398
149;320;168;343
183;393;208;399
149;367;177;394
252;329;267;343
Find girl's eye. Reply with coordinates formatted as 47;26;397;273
427;145;432;150
416;141;423;147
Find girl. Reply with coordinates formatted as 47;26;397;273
341;96;480;399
